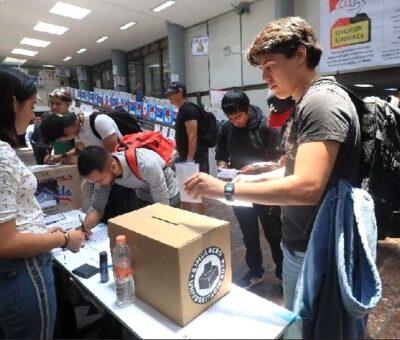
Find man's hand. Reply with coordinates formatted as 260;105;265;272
184;173;225;199
44;154;62;165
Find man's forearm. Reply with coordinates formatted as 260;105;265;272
187;135;197;161
84;209;102;230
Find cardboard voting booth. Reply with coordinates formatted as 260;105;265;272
108;203;231;326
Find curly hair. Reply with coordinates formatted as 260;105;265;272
246;16;322;69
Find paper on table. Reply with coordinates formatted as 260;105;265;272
217;198;253;207
45;210;85;230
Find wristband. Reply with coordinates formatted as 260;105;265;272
61;231;70;249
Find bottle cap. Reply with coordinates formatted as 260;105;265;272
99;251;107;262
116;235;126;245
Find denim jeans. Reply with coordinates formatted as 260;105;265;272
281;243;306;311
233;205;282;279
0;252;56;339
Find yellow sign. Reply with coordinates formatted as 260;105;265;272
331;20;370;49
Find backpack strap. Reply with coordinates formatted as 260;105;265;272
124;147;143;180
89;113;102;140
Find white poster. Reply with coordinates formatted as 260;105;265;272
77;66;87;81
55;66;70;77
192;36;209;56
320;0;400;74
210;90;227;106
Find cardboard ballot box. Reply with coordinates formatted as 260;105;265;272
108;203;231;326
30;164;82;215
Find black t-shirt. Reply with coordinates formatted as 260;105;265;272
282;77;361;252
175;102;202;160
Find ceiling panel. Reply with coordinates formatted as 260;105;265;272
0;0;254;67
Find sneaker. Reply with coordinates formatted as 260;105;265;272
237;272;264;289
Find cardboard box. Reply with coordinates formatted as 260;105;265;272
30;164;82;215
108;203;231;326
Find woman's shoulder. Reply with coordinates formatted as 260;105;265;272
0;141;19;174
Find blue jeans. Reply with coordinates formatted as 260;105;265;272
0;252;56;339
281;243;306;311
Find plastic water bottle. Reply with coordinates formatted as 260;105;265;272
112;235;135;307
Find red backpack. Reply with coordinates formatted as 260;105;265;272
115;132;177;180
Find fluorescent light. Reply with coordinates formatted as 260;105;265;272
11;48;38;57
50;1;91;19
43;64;55;68
354;84;374;88
119;21;136;30
76;48;87;54
34;21;69;35
96;36;109;43
3;57;27;64
63;56;72;61
152;0;176;13
20;38;51;48
385;88;398;91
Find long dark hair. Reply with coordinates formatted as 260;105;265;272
0;66;37;146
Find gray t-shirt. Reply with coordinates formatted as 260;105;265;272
282;77;361;252
90;149;179;215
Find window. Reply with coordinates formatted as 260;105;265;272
162;49;170;93
127;59;143;95
144;52;162;98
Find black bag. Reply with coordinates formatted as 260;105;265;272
187;103;218;148
322;79;400;238
89;110;142;140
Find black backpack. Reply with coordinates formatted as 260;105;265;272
322;80;400;238
187;103;218;148
89;110;142;140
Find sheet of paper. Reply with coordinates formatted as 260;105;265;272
217;169;240;181
44;210;85;230
217;198;253;207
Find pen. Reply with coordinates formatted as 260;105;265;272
78;215;90;240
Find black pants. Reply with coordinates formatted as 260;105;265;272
137;194;181;209
233;204;283;279
101;183;138;223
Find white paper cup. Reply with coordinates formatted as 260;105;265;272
175;162;201;203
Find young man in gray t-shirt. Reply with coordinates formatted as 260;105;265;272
183;17;361;312
76;146;180;233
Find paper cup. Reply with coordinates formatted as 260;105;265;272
175;162;201;203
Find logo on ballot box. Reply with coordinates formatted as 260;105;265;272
188;246;226;304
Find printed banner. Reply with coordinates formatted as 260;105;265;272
192;36;209;56
320;0;400;73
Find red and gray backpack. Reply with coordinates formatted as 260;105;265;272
115;132;177;180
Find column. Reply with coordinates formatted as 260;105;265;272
111;49;128;92
167;23;186;85
275;0;294;18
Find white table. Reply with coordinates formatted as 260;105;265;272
53;224;299;339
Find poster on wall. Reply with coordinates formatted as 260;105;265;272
320;0;400;73
55;66;70;78
192;36;209;56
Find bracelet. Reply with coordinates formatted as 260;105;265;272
61;231;70;249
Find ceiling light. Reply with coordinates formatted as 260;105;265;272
152;0;176;13
3;57;27;64
96;36;109;43
119;21;136;30
385;88;398;91
20;38;51;48
43;64;55;68
354;84;374;88
11;48;38;57
63;56;72;61
50;1;91;19
34;21;69;35
76;48;87;54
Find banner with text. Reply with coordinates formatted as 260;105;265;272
320;0;400;73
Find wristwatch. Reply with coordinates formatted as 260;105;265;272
224;182;235;201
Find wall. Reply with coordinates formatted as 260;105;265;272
184;0;276;111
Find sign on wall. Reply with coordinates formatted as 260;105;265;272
192;36;209;56
320;0;400;73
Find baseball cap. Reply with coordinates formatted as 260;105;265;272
165;81;186;95
266;90;295;128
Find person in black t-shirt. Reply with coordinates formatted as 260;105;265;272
166;82;208;173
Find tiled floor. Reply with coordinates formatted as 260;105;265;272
203;198;400;339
